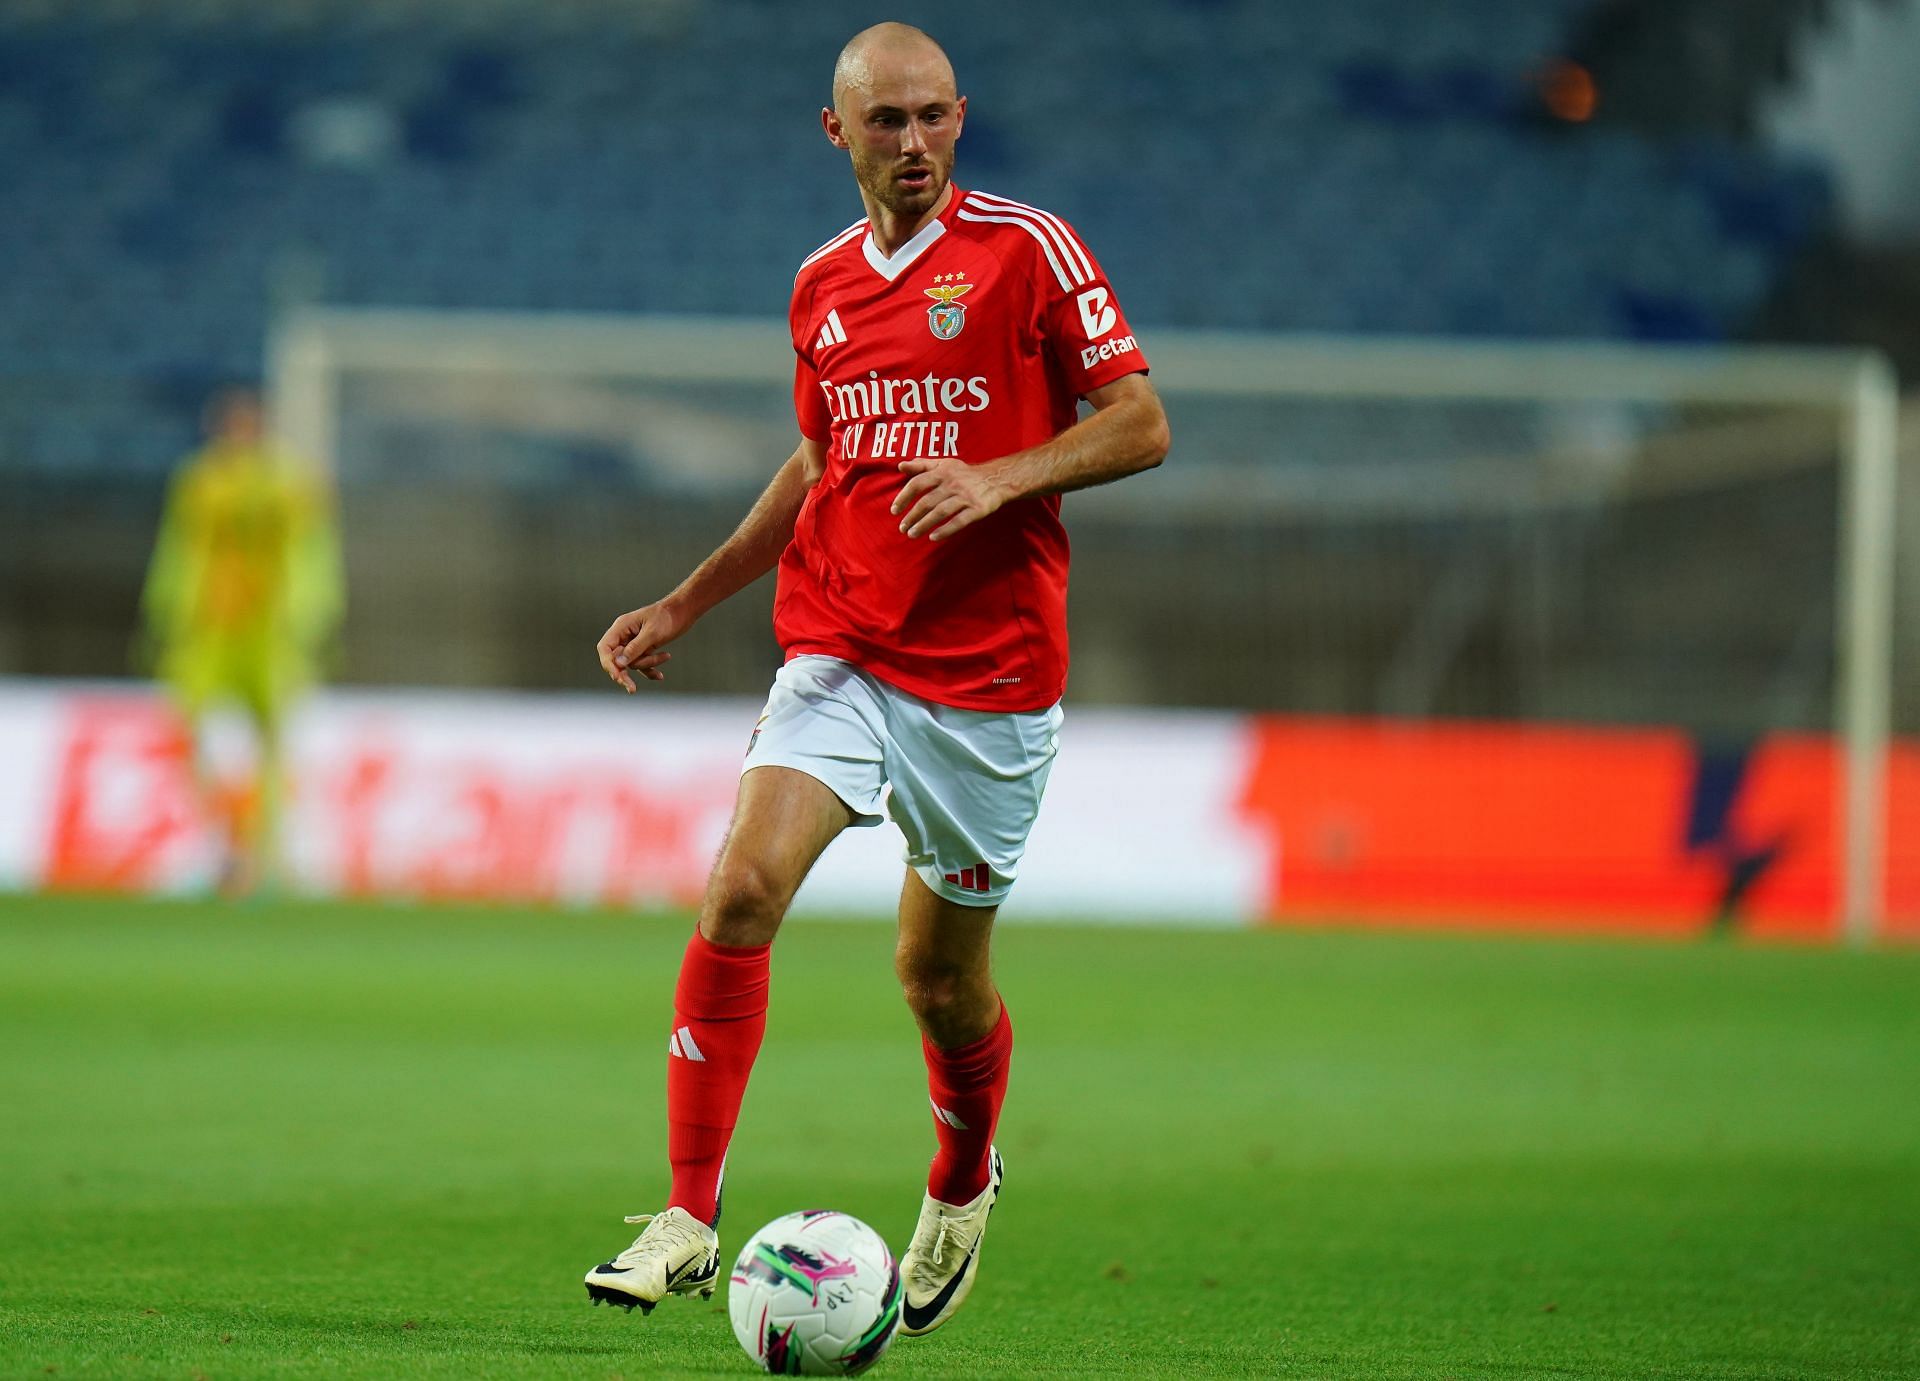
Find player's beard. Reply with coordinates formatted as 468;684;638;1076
855;148;949;219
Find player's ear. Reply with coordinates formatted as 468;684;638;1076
821;106;849;150
953;94;966;138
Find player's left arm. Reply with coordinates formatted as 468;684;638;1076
893;372;1169;541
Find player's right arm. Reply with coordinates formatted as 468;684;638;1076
136;463;201;667
595;435;823;693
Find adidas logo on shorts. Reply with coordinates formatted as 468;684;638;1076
942;862;991;894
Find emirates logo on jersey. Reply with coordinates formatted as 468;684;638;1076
924;272;973;340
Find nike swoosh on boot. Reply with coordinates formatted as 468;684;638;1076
901;1241;978;1333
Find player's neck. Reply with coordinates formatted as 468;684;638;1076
864;182;955;257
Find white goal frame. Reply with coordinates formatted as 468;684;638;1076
268;309;1901;942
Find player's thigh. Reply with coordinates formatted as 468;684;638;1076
233;643;290;743
882;697;1062;909
895;868;997;987
159;639;226;722
700;764;855;944
743;655;890;825
706;655;892;943
162;643;261;764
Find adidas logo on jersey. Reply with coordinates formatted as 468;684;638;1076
815;309;848;354
667;1025;706;1061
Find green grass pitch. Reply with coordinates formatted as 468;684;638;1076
2;894;1917;1379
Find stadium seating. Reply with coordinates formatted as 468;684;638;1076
0;0;1832;475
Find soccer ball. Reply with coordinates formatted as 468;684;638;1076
728;1210;902;1376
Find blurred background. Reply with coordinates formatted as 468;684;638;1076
1;0;1917;938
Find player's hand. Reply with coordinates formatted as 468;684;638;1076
891;457;1009;541
596;598;690;693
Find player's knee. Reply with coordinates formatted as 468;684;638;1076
700;858;789;945
895;953;979;1038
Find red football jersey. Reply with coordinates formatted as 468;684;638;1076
778;186;1148;711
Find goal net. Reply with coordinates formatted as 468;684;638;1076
268;309;1903;939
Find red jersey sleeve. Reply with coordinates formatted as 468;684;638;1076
790;277;831;442
794;356;830;442
1038;226;1148;397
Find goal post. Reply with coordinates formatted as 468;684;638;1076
1137;330;1901;945
267;308;1902;941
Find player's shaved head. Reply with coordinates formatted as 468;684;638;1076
823;23;965;235
206;386;264;445
831;22;955;114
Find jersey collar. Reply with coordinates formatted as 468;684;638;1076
861;184;966;282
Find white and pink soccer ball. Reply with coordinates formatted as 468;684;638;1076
728;1210;902;1376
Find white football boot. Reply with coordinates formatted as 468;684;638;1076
584;1206;720;1313
898;1146;1003;1337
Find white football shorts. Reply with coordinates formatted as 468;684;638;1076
741;654;1063;908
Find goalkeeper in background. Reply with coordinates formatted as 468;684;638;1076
139;388;344;892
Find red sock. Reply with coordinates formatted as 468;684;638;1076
666;932;770;1226
922;1003;1013;1204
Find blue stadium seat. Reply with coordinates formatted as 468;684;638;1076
0;0;1834;475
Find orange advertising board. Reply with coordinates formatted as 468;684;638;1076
1237;717;1920;941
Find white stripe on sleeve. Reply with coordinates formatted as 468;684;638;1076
966;190;1095;284
955;207;1078;292
797;219;869;275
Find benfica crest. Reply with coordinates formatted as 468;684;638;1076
924;278;974;340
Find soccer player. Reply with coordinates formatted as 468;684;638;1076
586;23;1168;1336
138;388;343;892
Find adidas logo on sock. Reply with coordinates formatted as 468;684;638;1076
667;1025;707;1061
930;1098;970;1130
